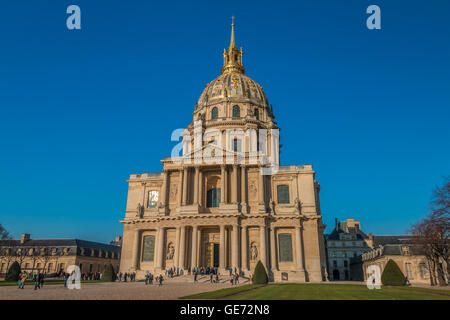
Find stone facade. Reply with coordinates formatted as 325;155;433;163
0;234;121;278
119;23;328;282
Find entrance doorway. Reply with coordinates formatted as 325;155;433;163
205;243;219;267
333;269;340;280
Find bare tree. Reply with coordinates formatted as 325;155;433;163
410;176;450;286
0;224;11;240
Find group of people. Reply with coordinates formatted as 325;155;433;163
80;272;102;281
165;267;184;278
116;272;136;282
144;273;164;286
17;271;45;290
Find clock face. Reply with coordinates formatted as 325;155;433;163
148;191;159;208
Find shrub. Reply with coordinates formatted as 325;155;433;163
5;261;21;281
381;259;406;286
252;260;268;284
101;264;116;282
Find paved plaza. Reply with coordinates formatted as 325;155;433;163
0;280;241;300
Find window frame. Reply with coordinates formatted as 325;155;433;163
277;184;290;204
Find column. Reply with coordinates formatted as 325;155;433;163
177;169;183;207
232;224;239;269
160;170;168;207
193;166;199;205
220;165;226;204
232;165;238;203
241;225;248;270
174;226;181;267
131;230;140;270
241;165;246;205
270;227;277;271
219;224;225;269
259;225;267;269
258;168;265;204
198;170;203;207
182;167;188;205
295;226;305;271
191;226;198;269
156;227;165;269
179;226;186;269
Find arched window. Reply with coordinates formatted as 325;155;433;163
211;107;218;119
207;188;221;207
254;108;259;120
232;138;241;152
232;105;240;117
277;185;290;204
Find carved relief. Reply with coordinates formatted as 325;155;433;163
250;242;258;261
169;184;178;201
248;180;257;200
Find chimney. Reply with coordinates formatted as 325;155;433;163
20;233;30;244
335;218;339;231
413;231;418;236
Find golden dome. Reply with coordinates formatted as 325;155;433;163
198;72;269;108
197;20;269;109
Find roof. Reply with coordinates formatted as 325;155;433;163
372;235;416;246
326;221;369;241
0;238;121;252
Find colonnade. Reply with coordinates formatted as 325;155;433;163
158;165;264;209
130;223;305;274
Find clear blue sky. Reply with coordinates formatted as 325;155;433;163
0;0;449;243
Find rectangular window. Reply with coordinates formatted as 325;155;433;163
278;234;293;262
233;138;241;152
405;262;414;279
142;235;156;262
277;185;290;204
207;188;221;208
419;263;429;279
147;191;159;208
344;260;348;267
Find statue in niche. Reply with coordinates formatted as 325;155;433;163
250;242;258;261
136;203;144;218
294;197;301;212
166;243;175;260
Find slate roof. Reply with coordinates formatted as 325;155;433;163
0;238;121;252
372;235;416;246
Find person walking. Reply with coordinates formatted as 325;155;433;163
158;274;163;286
34;272;41;290
145;273;149;285
18;271;27;289
194;272;198;283
210;273;214;283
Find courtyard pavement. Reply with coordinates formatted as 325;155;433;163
0;281;240;300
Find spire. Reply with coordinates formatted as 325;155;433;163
221;17;245;74
229;16;236;49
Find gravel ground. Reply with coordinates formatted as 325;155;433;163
0;281;239;300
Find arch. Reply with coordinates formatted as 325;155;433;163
232;105;240;117
211;107;218;119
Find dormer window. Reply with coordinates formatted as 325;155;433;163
232;105;240;117
211;107;218;119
